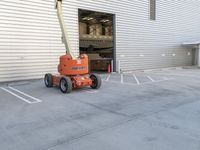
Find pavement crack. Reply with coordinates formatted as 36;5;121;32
41;117;133;150
77;100;132;118
41;98;200;150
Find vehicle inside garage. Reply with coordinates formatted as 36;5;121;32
79;9;114;73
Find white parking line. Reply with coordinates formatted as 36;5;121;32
163;77;169;80
106;74;111;81
152;73;200;78
121;74;124;83
104;80;137;86
81;89;99;94
8;81;31;87
142;78;174;85
8;86;42;103
146;76;155;82
133;74;140;85
104;77;174;86
0;87;33;104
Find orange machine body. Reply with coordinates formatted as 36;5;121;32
52;54;93;88
58;54;89;75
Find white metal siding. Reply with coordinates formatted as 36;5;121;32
0;0;200;82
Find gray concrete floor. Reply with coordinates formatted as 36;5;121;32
1;68;200;150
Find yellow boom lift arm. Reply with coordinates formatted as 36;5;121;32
55;0;76;59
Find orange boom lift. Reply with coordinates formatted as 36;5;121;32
44;0;101;93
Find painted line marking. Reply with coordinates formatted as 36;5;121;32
146;76;155;82
0;87;32;104
103;78;174;86
106;74;111;81
121;74;124;83
8;86;42;103
163;77;169;80
103;80;137;86
81;89;99;94
152;73;200;78
8;81;31;87
133;74;140;85
142;78;174;85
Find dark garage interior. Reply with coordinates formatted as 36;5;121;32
79;9;114;73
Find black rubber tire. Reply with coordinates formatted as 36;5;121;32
90;74;102;89
44;73;53;88
59;77;72;93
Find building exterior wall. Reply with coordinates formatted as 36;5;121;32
0;0;200;82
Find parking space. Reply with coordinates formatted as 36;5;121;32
0;86;42;104
100;72;173;85
1;68;200;150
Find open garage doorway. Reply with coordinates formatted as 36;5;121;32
79;9;115;73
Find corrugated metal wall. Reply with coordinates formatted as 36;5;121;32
0;0;62;82
0;0;200;82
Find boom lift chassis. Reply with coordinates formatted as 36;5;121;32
44;0;101;93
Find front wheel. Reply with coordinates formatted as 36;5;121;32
59;77;72;93
90;74;102;89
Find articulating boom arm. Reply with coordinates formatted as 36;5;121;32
55;0;76;59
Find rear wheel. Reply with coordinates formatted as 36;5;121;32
44;73;53;88
59;77;72;93
90;74;101;89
